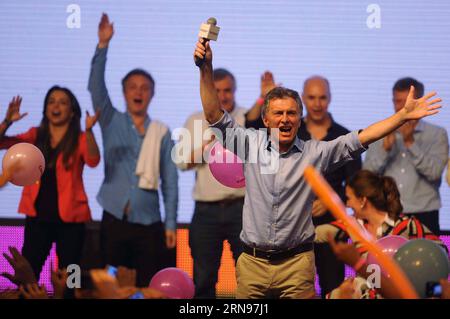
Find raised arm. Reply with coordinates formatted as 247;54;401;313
97;13;114;50
0;97;36;150
87;13;116;127
358;86;442;147
246;71;277;123
83;110;101;167
245;71;280;127
0;96;28;140
194;38;223;124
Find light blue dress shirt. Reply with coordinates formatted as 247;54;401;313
211;111;365;251
364;120;448;214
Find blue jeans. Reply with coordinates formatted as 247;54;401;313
189;198;244;298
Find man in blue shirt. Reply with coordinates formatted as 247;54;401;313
193;38;442;298
246;74;362;297
88;13;178;287
364;77;449;234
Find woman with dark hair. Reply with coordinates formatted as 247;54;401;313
315;169;446;298
316;169;443;246
0;87;100;281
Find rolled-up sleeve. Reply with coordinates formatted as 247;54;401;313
318;130;367;174
87;47;117;129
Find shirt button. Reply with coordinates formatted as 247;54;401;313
402;153;406;158
401;168;405;173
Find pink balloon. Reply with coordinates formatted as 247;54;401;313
149;267;195;299
2;143;45;186
366;235;408;273
208;142;245;188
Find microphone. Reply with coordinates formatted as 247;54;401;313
195;17;220;67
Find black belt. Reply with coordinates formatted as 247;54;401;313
242;242;314;261
197;198;244;207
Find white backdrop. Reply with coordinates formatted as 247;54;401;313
0;0;449;228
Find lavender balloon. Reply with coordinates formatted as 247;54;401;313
366;235;408;275
208;142;245;188
149;267;195;299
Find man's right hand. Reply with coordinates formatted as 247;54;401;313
383;132;396;152
260;71;277;98
98;13;114;48
312;199;328;218
194;38;212;68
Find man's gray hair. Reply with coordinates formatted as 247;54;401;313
261;87;303;118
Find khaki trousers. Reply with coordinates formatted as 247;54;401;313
236;250;316;299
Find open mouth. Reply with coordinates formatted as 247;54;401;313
134;98;143;105
279;127;292;133
51;111;61;117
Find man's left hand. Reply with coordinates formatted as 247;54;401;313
165;230;176;249
312;199;328;218
402;86;442;121
328;234;361;268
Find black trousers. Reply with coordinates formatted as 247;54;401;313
22;217;86;281
313;213;345;298
189;199;244;299
314;243;345;298
406;210;440;235
100;211;171;287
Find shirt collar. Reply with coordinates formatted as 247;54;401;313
266;134;304;154
361;213;396;237
228;103;239;116
378;214;396;237
126;112;151;134
383;214;396;227
291;136;304;152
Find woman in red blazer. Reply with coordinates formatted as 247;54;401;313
0;86;100;283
